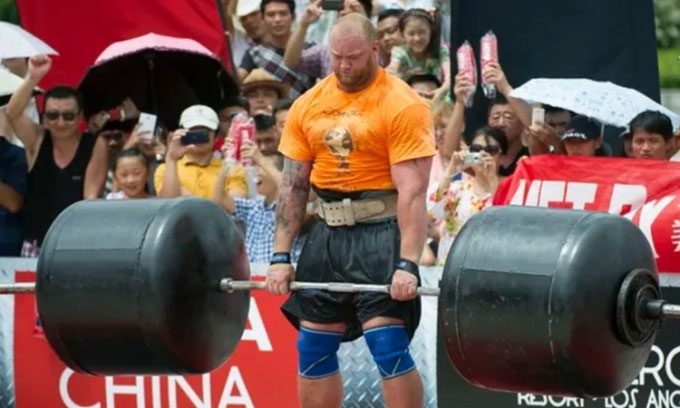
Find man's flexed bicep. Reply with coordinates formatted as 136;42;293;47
273;158;312;252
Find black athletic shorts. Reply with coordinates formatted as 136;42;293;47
281;193;421;342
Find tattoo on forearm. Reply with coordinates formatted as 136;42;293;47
276;159;311;232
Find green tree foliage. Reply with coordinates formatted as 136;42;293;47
659;48;680;87
0;0;19;24
656;0;680;48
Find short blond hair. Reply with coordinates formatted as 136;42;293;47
431;100;454;124
331;13;377;43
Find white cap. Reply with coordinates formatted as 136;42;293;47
179;105;219;130
236;0;262;17
381;1;405;10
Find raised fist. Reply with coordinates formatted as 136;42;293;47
27;55;52;82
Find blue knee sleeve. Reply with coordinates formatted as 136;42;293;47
297;327;343;379
363;325;416;379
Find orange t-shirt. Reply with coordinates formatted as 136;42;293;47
278;68;435;192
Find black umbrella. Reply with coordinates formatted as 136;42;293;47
78;33;238;129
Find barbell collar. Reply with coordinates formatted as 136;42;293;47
219;278;441;297
0;282;36;294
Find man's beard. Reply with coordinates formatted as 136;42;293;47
336;62;376;89
337;73;363;86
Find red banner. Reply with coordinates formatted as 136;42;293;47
14;272;299;407
15;0;231;89
493;155;680;273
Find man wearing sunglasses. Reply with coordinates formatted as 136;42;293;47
5;55;109;257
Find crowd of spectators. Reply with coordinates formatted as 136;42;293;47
1;0;679;270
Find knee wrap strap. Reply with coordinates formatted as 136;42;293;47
297;327;343;379
364;325;416;379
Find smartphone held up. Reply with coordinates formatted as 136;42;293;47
180;129;211;146
321;0;343;10
137;112;157;143
531;107;545;127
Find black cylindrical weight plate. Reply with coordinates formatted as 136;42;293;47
440;206;657;398
37;198;250;375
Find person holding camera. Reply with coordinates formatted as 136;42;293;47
428;126;507;266
154;105;247;201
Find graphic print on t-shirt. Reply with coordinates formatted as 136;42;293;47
323;126;354;173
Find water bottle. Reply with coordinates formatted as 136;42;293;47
480;31;499;99
456;41;478;108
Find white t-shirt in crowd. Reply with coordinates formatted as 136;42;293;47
230;29;256;67
105;191;127;200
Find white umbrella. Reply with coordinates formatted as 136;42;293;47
0;66;41;105
0;21;59;59
509;78;680;130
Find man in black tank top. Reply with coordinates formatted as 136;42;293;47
5;55;109;256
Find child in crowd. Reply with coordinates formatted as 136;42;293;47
274;99;293;136
428;126;507;265
387;8;450;101
253;114;280;156
106;148;151;200
213;140;293;263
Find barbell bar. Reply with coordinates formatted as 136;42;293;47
5;278;680;317
2;198;677;399
5;278;680;321
220;278;442;296
3;279;680;318
0;279;442;296
0;282;36;294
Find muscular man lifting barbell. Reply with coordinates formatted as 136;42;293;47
264;13;434;408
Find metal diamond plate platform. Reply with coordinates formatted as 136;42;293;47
339;267;441;408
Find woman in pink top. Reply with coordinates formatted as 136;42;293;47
421;100;454;265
